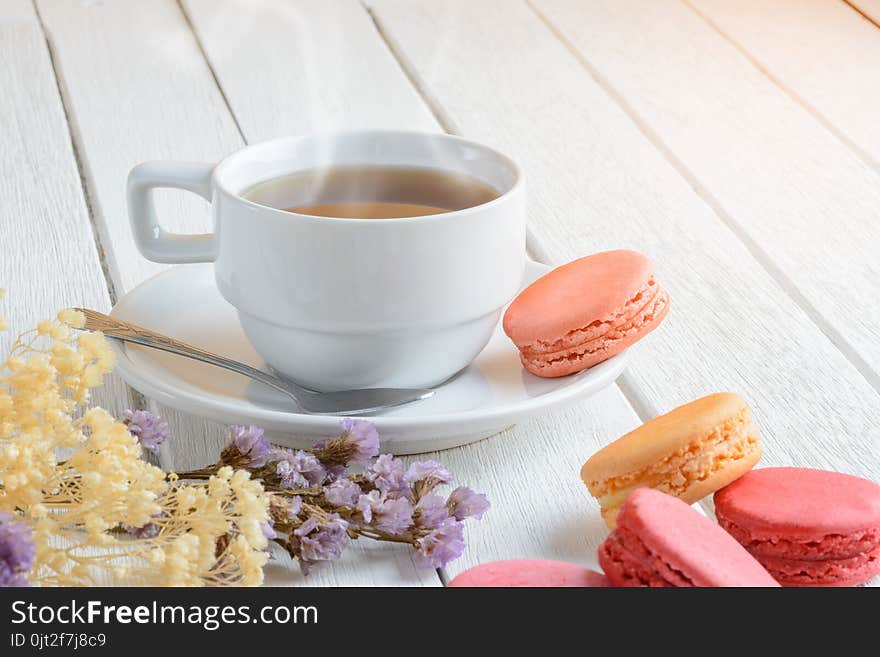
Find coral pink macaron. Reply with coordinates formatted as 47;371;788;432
598;488;778;587
503;250;669;377
448;559;609;587
714;468;880;587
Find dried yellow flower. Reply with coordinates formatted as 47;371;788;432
1;302;270;586
57;308;85;329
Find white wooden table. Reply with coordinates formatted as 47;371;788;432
2;0;879;587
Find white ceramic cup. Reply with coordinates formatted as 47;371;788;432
127;130;525;391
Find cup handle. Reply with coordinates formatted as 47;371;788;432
127;161;216;263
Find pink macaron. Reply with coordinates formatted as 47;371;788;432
714;467;880;587
448;559;609;587
598;487;778;587
503;250;669;377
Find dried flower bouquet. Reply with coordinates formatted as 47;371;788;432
0;292;487;586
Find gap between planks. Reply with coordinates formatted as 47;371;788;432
843;0;880;28
176;0;247;143
525;0;880;397
30;0;120;306
29;0;163;466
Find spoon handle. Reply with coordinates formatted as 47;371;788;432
73;308;300;402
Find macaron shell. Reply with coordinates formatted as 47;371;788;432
448;559;610;587
714;467;880;539
600;488;778;587
503;250;655;346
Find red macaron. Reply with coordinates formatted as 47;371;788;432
598;487;778;587
502;250;669;377
714;467;880;586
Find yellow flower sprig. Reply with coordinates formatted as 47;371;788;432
0;291;270;586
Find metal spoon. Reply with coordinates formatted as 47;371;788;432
74;308;434;415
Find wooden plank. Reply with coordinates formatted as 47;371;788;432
183;0;654;583
531;0;880;390
34;0;436;586
688;0;880;168
0;0;132;415
368;0;880;487
847;0;880;24
180;0;437;140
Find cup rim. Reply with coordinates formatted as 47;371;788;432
211;129;524;225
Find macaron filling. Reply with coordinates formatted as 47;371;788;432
589;408;761;514
718;516;880;561
518;282;669;372
755;542;880;586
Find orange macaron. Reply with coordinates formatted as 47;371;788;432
502;250;669;377
582;393;762;527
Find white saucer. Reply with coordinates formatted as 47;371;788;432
110;261;628;454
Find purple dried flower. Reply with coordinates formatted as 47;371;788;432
338;419;380;465
274;449;325;489
124;511;167;539
367;454;407;495
287;496;303;517
405;461;453;486
324;478;361;507
356;490;382;523
405;460;453;499
294;516;318;537
357;491;413;533
373;497;414;534
322;464;349;483
293;514;349;573
414;518;465;569
414;494;449;529
123;409;170;454
223;425;271;468
262;521;277;541
446;486;490;520
125;522;159;539
0;513;34;587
